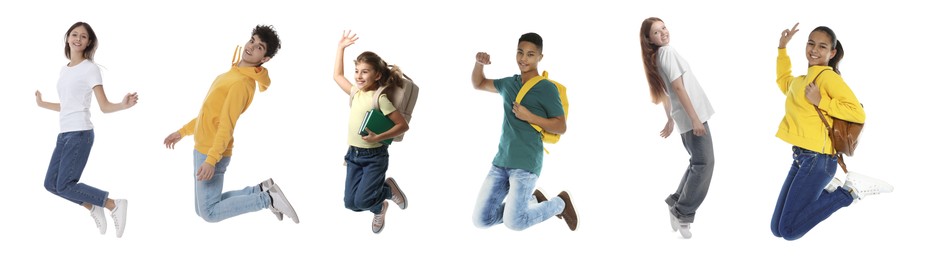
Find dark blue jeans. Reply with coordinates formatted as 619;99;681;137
771;146;854;240
43;130;108;207
344;146;392;214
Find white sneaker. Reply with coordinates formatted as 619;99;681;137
678;223;692;239
267;183;299;223
90;205;107;235
843;171;894;200
668;211;678;232
824;176;845;193
110;199;128;238
259;178;283;221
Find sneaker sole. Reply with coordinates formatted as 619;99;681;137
271;185;300;223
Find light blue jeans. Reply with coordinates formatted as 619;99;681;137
193;150;270;223
473;165;565;231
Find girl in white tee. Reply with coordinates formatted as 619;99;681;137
34;22;138;238
639;17;716;239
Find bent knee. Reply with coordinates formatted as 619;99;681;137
503;218;531;231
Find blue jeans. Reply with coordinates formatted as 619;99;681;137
344;146;392;214
473;165;565;231
665;121;714;223
771;146;854;240
193;150;270;223
43;130;108;207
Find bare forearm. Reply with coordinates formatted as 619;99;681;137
472;63;486;89
38;101;61;112
661;95;672;119
100;102;128;113
671;83;701;124
334;48;346;81
528;115;566;134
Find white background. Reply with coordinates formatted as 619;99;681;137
2;0;926;259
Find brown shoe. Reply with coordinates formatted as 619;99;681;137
557;191;577;231
532;189;547;203
385;177;408;209
372;201;389;234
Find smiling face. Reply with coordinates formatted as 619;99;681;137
354;62;381;90
806;30;836;67
516;41;543;73
240;35;270;66
64;23;97;61
67;26;90;54
648;21;669;46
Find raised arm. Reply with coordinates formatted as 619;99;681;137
472;52;497;93
92;85;138;113
776;23;800;94
35;90;61;111
333;30;358;95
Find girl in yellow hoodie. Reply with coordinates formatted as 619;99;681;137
333;30;410;234
770;23;893;241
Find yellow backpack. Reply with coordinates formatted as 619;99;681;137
514;71;569;147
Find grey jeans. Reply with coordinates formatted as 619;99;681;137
665;121;715;223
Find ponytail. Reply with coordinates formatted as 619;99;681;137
829;40;844;75
385;64;405;90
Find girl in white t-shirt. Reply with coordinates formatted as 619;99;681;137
639;17;716;239
34;22;138;238
332;30;410;234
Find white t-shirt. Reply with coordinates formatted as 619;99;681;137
57;59;102;133
657;46;714;134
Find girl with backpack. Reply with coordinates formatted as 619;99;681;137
333;30;410;234
770;23;893;240
639;17;715;239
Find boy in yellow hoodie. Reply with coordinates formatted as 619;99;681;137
163;25;299;223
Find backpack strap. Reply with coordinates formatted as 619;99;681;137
372;86;388;110
515;71;549;135
515;71;552;154
809;69;849;173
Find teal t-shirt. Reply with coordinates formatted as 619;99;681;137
492;74;564;175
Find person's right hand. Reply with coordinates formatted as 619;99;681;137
660;118;674;138
779;23;799;49
35;90;43;106
475;52;491;65
339;30;358;49
163;131;182;149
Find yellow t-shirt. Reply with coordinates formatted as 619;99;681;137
348;88;397;148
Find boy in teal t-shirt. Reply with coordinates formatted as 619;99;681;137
469;32;578;231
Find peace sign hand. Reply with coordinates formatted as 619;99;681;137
779;23;799;49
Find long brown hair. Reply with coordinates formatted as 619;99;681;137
640;17;666;104
355;51;404;91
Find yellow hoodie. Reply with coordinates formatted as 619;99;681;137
178;46;271;165
775;48;865;155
